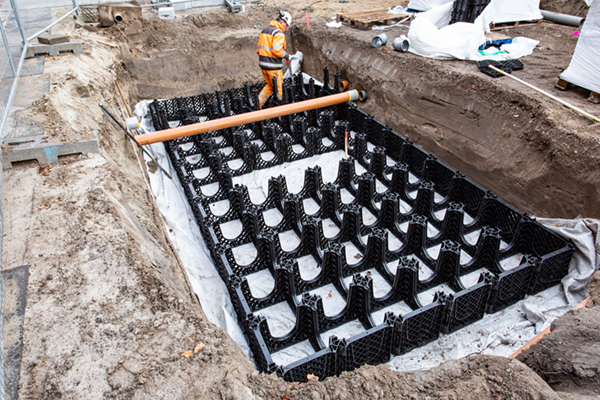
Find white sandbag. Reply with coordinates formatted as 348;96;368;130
407;0;538;60
559;0;600;94
407;0;453;12
407;2;490;60
492;0;542;24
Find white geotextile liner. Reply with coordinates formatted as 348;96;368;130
133;100;598;371
407;0;539;60
560;0;600;94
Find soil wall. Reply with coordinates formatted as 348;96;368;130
114;13;270;100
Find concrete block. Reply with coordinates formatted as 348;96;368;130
225;0;242;13
38;33;70;45
98;1;143;27
2;139;100;168
25;41;83;59
2;265;30;400
158;7;175;20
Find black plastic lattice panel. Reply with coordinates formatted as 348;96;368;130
477;60;525;78
149;68;574;382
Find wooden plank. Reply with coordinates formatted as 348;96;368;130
337;9;412;30
490;19;542;31
555;78;600;104
337;8;388;18
355;12;407;22
556;78;570;91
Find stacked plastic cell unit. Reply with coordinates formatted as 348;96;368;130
450;0;491;24
148;68;574;382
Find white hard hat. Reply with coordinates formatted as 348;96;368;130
279;10;292;26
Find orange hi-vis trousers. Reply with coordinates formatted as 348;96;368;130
259;69;283;109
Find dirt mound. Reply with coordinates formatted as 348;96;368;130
540;0;589;18
249;355;561;400
517;307;600;397
587;271;600;307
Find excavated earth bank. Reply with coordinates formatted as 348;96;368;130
3;1;599;399
290;22;600;220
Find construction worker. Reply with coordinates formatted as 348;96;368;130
257;10;292;108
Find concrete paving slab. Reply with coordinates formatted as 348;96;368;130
19;55;45;77
2;74;49;143
1;265;30;400
37;33;70;45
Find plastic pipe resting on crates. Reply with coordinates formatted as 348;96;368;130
136;90;367;145
540;10;585;27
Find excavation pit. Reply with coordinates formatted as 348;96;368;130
6;4;599;397
139;68;574;381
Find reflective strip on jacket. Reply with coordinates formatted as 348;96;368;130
257;20;286;70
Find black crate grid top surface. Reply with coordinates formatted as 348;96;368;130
148;68;574;382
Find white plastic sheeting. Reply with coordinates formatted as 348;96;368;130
407;0;541;20
491;0;542;24
537;217;600;306
407;0;539;60
560;0;600;94
134;99;598;371
407;0;453;12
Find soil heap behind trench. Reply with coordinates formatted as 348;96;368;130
3;1;600;399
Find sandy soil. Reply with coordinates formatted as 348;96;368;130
518;306;600;398
2;0;599;399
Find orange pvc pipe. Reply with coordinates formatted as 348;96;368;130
136;90;364;145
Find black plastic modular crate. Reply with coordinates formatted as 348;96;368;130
450;0;491;24
147;68;574;382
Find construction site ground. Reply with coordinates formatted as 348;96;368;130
2;0;600;399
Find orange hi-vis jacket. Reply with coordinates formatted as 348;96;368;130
257;20;287;70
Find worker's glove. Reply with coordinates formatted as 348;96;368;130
283;52;292;64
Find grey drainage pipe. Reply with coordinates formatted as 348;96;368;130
393;36;409;52
371;33;388;48
114;13;124;23
540;10;585;27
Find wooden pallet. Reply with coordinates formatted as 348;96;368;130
337;9;413;30
490;19;542;31
557;78;600;104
